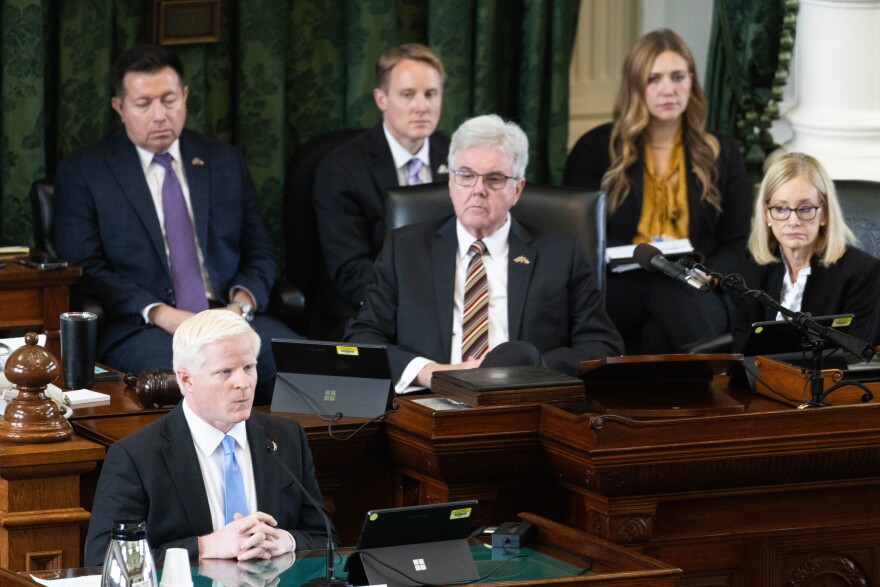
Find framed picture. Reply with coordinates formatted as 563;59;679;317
153;0;221;46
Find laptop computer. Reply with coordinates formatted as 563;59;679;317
344;501;479;587
270;340;393;419
742;314;854;357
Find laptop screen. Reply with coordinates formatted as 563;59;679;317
743;314;854;356
354;500;478;550
270;340;393;418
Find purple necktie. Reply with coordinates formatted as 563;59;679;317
406;158;423;186
153;153;209;313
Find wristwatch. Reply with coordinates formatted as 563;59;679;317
232;301;254;322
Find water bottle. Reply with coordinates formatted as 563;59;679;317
101;520;158;587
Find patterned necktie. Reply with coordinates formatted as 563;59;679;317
153;153;209;313
221;435;249;524
462;240;489;361
406;157;423;186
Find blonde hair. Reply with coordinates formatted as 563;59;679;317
172;310;261;388
748;152;854;266
602;28;720;215
375;43;445;91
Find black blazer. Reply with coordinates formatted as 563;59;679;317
344;216;623;380
563;122;752;274
84;405;336;566
54;128;278;357
314;123;450;309
729;247;880;351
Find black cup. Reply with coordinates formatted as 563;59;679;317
60;312;98;389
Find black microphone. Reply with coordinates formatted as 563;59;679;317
265;439;348;587
633;243;709;292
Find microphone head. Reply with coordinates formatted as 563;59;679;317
633;243;663;271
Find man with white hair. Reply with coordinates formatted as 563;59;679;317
345;114;623;391
85;310;335;565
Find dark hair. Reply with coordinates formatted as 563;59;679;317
111;45;186;98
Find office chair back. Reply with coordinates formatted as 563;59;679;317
834;179;880;259
30;180;58;258
386;183;607;294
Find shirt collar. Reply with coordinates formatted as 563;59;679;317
456;214;512;260
182;396;248;455
383;123;430;170
137;139;183;171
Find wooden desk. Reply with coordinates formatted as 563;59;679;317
0;261;81;352
386;384;880;585
9;513;681;586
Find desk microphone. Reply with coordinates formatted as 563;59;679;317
633;243;709;292
265;438;348;587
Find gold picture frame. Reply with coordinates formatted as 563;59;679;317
153;0;221;46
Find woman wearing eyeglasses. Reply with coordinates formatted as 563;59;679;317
563;29;752;353
729;152;880;352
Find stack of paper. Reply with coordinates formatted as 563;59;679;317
606;238;695;273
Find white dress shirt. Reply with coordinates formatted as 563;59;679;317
383;123;432;185
776;263;811;320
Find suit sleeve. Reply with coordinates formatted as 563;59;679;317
314;155;378;306
541;240;625;373
562;125;612;189
54;158;165;319
83;442;199;566
343;231;418;381
835;250;880;345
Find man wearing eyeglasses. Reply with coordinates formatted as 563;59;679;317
344;115;623;391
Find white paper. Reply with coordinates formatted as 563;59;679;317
29;574;100;586
605;238;695;272
63;389;111;405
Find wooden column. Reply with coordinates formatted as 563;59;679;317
0;437;104;571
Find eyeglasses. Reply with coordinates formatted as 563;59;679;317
766;204;822;221
451;170;518;191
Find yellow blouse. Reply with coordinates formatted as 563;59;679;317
634;130;689;243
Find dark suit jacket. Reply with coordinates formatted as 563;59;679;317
314;123;450;310
84;405;336;566
53;128;278;358
729;247;880;351
563;122;752;274
344;216;624;380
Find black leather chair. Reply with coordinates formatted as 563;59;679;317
386;182;607;294
283;128;365;339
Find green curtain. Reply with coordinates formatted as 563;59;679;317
0;0;579;257
705;0;798;179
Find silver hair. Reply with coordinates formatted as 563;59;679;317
172;309;261;389
448;114;529;178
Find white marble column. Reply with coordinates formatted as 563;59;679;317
783;0;880;180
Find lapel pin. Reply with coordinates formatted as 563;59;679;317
191;157;205;166
514;256;530;265
436;164;449;175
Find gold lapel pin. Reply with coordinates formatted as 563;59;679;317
191;157;205;166
436;164;449;175
514;256;530;265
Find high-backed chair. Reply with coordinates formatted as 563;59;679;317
835;179;880;258
386;182;607;294
283;128;364;339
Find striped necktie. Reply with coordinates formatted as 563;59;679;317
462;240;489;361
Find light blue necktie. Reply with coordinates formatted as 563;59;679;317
221;435;248;524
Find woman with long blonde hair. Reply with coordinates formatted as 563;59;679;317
564;29;752;353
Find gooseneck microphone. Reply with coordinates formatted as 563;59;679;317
265;439;348;587
633;243;709;292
